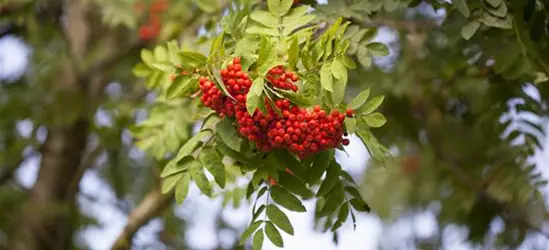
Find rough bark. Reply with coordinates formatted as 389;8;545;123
110;188;173;250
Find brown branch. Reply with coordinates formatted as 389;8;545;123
110;188;173;250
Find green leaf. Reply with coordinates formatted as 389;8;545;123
342;55;357;69
209;32;225;62
250;10;278;28
199;147;226;188
363;112;387;128
366;42;389;57
340;171;356;184
278;171;314;198
282;5;314;35
317;163;341;197
161;173;182;194
276;88;314;107
251;77;265;96
132;63;152;77
252;229;264;250
355;128;385;162
268;0;293;16
320;183;345;216
486;0;501;7
485;2;507;18
461;20;481;40
141;49;155;67
348;88;370;110
190;160;212;197
161;156;194;178
320;63;334;92
309;150;332;184
174;130;212;162
359;96;384;115
266;205;294;235
246;26;280;36
344;117;357;134
247;92;261;115
210;66;234;99
166;77;196;100
455;0;470;18
216;119;243;152
479;11;512;29
166;40;181;64
331;203;349;231
357;46;372;67
151;62;173;72
265;221;284;247
288;38;299;69
216;140;253;165
345;186;362;200
196;0;219;13
240;220;263;245
331;74;347;104
270;186;307;212
179;51;208;68
253;205;267;222
330;58;347;80
350;198;371;212
175;172;191;204
154;46;168;61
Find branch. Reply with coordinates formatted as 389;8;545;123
417;106;549;240
110;188;173;250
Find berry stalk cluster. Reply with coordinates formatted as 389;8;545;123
197;58;352;158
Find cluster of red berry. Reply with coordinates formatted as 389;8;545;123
134;0;169;40
197;57;352;158
266;66;299;92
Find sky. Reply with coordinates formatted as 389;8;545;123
1;5;549;249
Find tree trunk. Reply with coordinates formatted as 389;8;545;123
9;119;89;250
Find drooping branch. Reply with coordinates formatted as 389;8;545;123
110;188;174;250
416;105;549;240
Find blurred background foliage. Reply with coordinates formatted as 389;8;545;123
1;0;549;250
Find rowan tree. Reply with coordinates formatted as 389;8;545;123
1;0;549;250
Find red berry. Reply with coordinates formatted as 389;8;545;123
342;139;350;146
